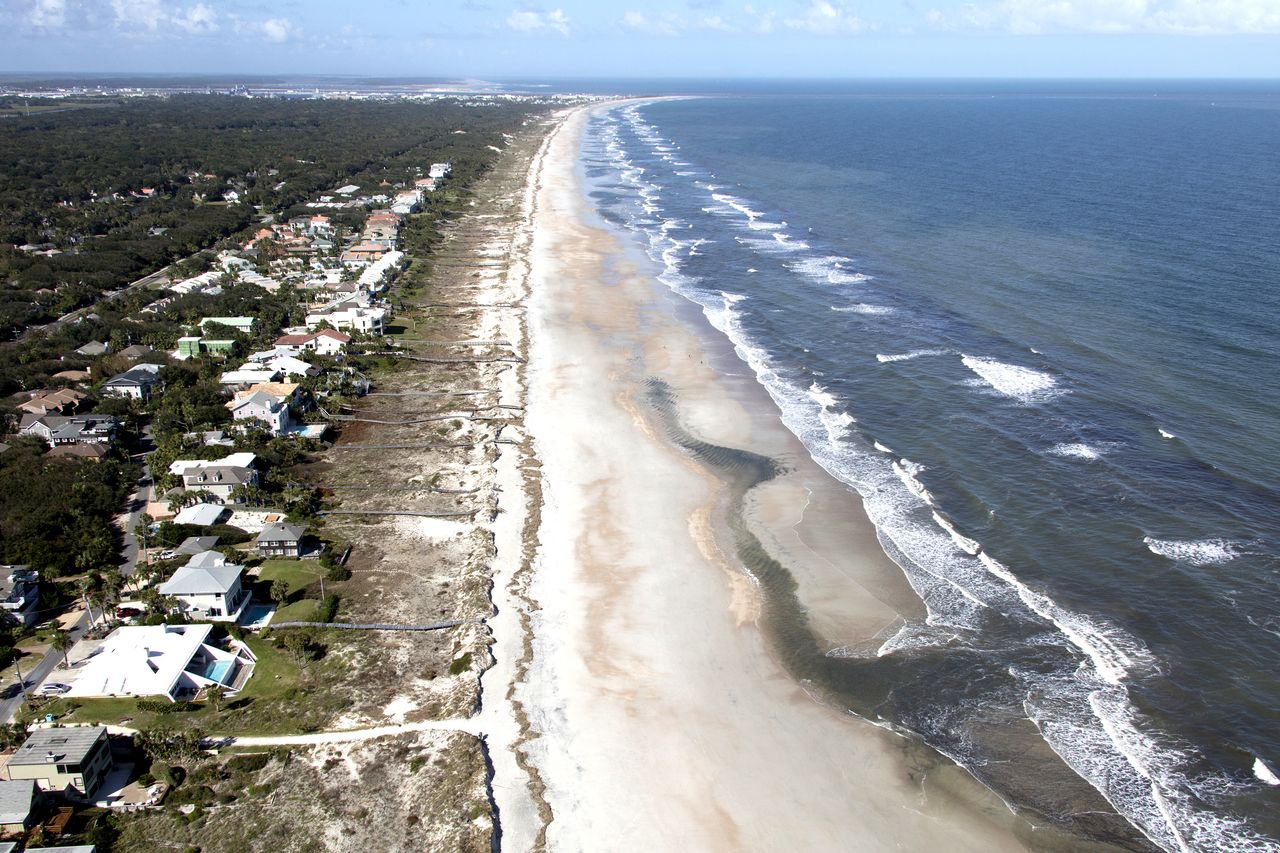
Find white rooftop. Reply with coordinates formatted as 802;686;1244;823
168;453;257;476
67;623;213;700
173;503;227;527
159;561;242;596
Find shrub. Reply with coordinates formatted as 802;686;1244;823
226;753;270;774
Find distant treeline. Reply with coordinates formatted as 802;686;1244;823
0;94;542;338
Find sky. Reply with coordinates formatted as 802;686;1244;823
2;0;1279;79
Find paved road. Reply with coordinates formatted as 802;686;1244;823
119;427;155;579
0;609;90;724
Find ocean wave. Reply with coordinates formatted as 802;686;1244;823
960;354;1063;403
1048;442;1117;461
1158;428;1177;439
710;192;765;221
979;553;1152;686
788;255;872;286
876;348;951;364
1254;758;1280;786
932;511;981;555
876;623;960;656
872;441;893;454
832;303;896;315
1143;537;1244;566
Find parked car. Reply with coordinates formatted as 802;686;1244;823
39;682;72;695
116;607;143;619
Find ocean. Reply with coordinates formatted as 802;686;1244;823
577;85;1280;851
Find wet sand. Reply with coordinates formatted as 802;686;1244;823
517;104;1050;852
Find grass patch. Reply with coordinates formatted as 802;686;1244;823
258;559;325;594
272;598;325;622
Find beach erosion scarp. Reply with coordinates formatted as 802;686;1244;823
514;103;1044;852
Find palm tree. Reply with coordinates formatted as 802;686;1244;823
51;630;74;669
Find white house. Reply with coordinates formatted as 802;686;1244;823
230;391;291;436
158;552;250;622
305;303;387;335
101;362;163;400
66;623;255;702
219;364;281;388
169;453;256;477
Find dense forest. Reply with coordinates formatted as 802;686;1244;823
0;94;541;337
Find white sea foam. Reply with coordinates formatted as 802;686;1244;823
710;192;765;221
1159;428;1176;439
1048;442;1115;461
1143;537;1243;566
788;255;872;285
1254;758;1280;786
807;382;838;409
832;303;896;315
872;441;893;454
892;459;935;507
876;624;960;656
876;348;951;364
960;354;1062;402
979;553;1149;685
932;512;982;556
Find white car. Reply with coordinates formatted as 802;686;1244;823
39;682;72;695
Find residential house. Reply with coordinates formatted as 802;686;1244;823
101;363;162;400
17;388;85;416
256;522;308;558
19;414;117;447
47;443;110;462
168;453;257;478
176;336;236;359
172;503;231;527
428;162;451;179
181;465;258;502
229;391;291;436
117;344;154;360
158;553;250;621
169;271;223;295
273;329;350;356
0;566;40;627
3;727;114;800
358;250;404;291
50;369;91;383
219;364;281;389
200;316;255;335
174;536;219;556
73;341;109;357
339;242;386;267
0;779;39;835
65;623;255;702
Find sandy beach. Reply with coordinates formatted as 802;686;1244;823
512;104;1054;852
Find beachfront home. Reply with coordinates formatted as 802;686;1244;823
304;303;387;336
158;553;250;622
65;623;255;702
101;363;163;400
219;364;281;389
180;464;258;501
4;727;114;799
256;522;308;558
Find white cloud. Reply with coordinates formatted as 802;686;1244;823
925;0;1280;34
507;8;571;36
172;2;216;34
28;0;66;28
621;9;740;34
260;17;293;42
109;0;162;30
783;0;869;33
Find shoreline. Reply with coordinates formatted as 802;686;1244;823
514;102;1050;851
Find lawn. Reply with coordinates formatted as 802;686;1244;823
272;598;326;623
25;633;353;736
257;559;325;595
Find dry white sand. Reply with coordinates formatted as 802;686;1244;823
518;105;1040;852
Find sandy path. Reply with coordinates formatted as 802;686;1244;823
517;106;1038;852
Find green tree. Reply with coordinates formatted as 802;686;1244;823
269;580;290;604
51;630;74;669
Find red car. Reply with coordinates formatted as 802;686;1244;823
116;607;143;618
